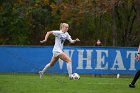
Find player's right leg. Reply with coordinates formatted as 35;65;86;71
58;52;73;79
39;56;59;79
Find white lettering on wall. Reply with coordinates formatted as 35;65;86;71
127;51;137;70
77;50;93;69
95;50;108;70
57;48;137;73
111;50;126;70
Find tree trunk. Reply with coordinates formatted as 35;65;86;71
135;0;140;23
112;1;117;46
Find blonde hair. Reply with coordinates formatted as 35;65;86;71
60;23;63;30
60;23;68;30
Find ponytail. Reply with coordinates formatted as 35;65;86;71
60;23;63;30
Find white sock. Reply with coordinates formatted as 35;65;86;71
42;63;51;73
67;62;72;77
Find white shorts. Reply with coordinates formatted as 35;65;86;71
53;51;62;57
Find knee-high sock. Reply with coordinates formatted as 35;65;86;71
131;70;140;85
42;63;51;74
67;62;72;76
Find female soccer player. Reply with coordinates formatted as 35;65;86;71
39;23;80;79
129;44;140;88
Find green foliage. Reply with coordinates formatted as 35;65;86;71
0;0;140;46
114;0;139;46
0;0;30;45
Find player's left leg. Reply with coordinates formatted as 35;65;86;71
58;52;72;78
39;56;59;79
129;70;140;88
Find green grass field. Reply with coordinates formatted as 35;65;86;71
0;73;140;93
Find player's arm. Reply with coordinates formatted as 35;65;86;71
138;44;140;54
68;38;80;43
136;44;140;61
40;31;53;43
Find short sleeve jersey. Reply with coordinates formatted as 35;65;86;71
52;30;71;52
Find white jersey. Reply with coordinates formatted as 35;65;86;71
52;30;71;52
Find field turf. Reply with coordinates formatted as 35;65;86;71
0;73;140;93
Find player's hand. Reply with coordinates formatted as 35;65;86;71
76;38;80;42
135;53;140;61
40;40;46;43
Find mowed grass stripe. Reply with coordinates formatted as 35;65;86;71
0;74;140;93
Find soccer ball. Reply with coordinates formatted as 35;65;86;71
71;73;80;80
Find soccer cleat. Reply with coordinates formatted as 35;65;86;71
69;74;73;80
39;71;43;79
69;76;73;80
129;83;135;88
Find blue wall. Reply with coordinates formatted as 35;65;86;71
0;46;140;74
